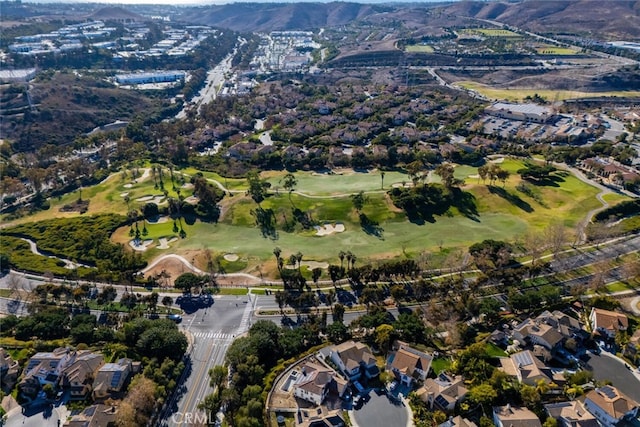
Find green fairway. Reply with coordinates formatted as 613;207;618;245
535;45;579;55
456;81;640;102
405;44;435;53
5;159;608;275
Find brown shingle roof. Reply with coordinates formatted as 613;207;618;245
591;308;629;332
390;347;432;376
585;386;639;419
493;405;542;427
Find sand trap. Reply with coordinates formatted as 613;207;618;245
184;196;199;205
182;183;194;190
129;239;153;251
302;261;329;269
489;157;505;164
157;237;178;249
315;223;345;236
224;253;239;262
147;216;169;224
151;195;165;204
469;174;480;179
123;184;133;188
136;195;154;202
392;182;413;188
120;192;129;197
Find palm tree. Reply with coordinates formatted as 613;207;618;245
295;251;303;273
338;251;346;270
273;247;282;263
380;171;385;189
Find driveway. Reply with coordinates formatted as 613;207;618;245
4;402;68;427
351;388;411;427
583;351;640;402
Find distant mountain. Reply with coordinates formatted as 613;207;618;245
178;2;391;32
87;6;147;22
444;0;640;40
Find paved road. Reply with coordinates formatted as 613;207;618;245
583;350;640;402
162;293;255;427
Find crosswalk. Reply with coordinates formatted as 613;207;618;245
237;294;253;334
191;331;235;340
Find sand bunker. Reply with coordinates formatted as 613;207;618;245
285;260;329;270
146;216;169;224
184;196;199;205
489;157;505;164
157;237;178;250
129;239;153;251
136;195;165;204
120;192;129;197
224;253;239;262
182;183;194;190
315;223;345;236
123;184;133;188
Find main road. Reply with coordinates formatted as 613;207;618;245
161;292;256;427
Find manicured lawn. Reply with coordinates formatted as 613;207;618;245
535;45;579;55
405;44;435;53
6;158;606;276
431;358;452;375
456;81;640;102
486;342;508;357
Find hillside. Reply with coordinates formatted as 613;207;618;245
178;2;390;32
444;0;640;40
0;72;160;152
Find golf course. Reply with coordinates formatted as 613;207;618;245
2;157;618;278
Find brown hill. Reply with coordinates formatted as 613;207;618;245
444;0;640;40
87;6;146;22
178;2;390;32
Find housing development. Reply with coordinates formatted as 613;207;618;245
0;1;640;427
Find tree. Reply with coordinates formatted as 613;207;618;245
246;171;270;205
468;383;497;411
161;296;173;313
351;191;367;214
312;268;322;286
435;163;462;190
332;303;345;323
380;171;386;189
375;324;395;355
543;418;558;427
282;173;297;205
174;272;204;294
327;321;349;343
520;384;541;409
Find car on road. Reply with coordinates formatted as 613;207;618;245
167;314;182;323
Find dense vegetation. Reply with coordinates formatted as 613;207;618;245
1;214;145;280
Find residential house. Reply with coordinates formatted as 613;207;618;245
513;318;564;351
589;308;628;340
92;358;133;400
59;352;104;400
417;373;468;412
387;343;432;387
0;348;20;392
293;361;348;406
439;416;477;427
499;350;565;387
493;405;542;427
296;407;344;427
63;404;117;427
544;401;599;427
19;348;76;397
583;386;639;427
329;341;378;382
